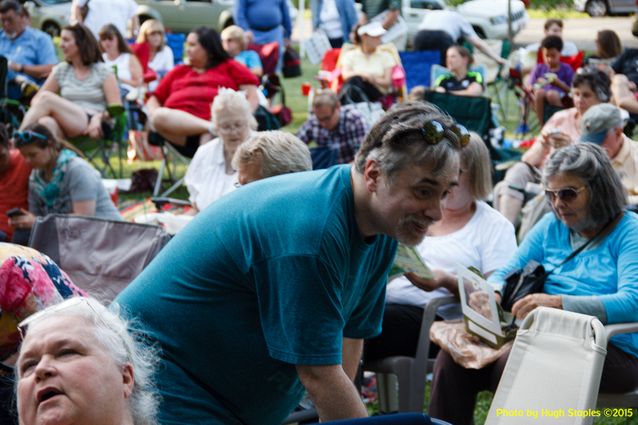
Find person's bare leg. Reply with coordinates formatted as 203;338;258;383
38;116;65;141
20;91;89;137
612;74;638;114
150;107;211;146
533;88;546;125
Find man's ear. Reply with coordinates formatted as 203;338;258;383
363;159;382;193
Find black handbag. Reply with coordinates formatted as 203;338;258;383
500;213;622;312
501;260;548;312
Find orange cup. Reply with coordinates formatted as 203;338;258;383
301;82;312;96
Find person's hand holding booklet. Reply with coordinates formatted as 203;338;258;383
457;267;520;348
388;244;434;281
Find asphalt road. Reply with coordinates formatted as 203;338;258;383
292;15;638;52
514;17;638;51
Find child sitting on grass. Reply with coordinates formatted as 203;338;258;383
529;35;574;125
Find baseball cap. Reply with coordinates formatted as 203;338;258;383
357;22;386;38
579;104;623;145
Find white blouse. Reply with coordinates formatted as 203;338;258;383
184;138;237;211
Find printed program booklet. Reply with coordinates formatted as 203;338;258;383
457;267;519;348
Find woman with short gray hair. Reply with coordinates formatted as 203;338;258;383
430;143;638;425
16;297;159;425
184;88;257;212
232;131;312;185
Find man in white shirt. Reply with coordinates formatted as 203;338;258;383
414;10;507;67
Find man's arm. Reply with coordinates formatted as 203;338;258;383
469;36;508;67
11;63;54;80
296;364;368;421
341;337;362;381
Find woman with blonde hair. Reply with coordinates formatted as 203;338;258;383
221;25;263;78
135;19;174;90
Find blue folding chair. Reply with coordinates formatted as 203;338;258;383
166;33;185;64
399;50;440;92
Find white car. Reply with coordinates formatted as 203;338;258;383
403;0;528;42
573;0;636;17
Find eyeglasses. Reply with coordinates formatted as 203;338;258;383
13;130;48;147
149;31;163;36
218;122;248;133
419;120;470;148
544;186;586;202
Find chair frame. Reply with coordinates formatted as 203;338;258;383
363;295;457;413
596;322;638;407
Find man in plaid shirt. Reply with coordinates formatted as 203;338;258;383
297;89;369;164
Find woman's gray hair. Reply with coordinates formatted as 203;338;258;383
542;143;626;226
211;88;258;130
463;132;492;200
17;297;160;425
354;102;463;183
232;131;312;178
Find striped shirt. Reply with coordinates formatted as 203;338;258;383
53;61;111;113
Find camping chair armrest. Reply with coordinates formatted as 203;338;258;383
413;295;457;360
604;322;638;339
151;197;192;209
106;104;125;118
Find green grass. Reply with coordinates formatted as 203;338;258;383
527;8;590;19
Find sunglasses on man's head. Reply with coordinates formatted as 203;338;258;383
420;120;470;148
13;130;48;147
544;186;586;202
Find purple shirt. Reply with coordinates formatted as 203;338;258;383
530;62;574;96
296;105;369;164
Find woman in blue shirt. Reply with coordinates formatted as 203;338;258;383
430;143;638;425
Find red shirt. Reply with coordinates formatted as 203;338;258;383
0;150;31;239
153;60;259;120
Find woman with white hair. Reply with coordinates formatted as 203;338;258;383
232;130;312;185
15;297;159;425
184;88;257;212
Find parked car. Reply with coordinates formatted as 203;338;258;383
573;0;636;17
135;0;234;33
403;0;528;42
23;0;70;37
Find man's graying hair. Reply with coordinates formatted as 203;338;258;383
354;102;463;181
543;143;626;227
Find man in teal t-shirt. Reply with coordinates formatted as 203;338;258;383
115;102;464;424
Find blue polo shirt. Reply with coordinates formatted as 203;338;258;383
0;27;57;84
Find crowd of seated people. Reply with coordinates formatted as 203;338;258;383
3;5;638;425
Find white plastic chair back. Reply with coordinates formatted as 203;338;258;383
487;307;607;425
